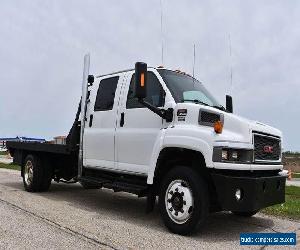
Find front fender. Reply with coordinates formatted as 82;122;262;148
147;132;212;184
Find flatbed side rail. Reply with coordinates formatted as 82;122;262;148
6;141;70;155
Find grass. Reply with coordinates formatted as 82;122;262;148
0;162;20;171
262;186;300;220
293;173;300;178
0;151;8;155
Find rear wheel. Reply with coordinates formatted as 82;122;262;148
159;166;209;235
231;211;258;217
23;154;52;192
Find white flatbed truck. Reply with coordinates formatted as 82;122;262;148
7;55;286;235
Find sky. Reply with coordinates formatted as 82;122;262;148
0;0;299;151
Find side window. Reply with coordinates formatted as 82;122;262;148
94;76;119;111
126;72;165;109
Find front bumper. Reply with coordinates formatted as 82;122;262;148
211;172;286;212
212;162;283;171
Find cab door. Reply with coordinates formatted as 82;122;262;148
115;70;166;175
83;74;124;170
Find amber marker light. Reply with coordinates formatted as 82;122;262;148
140;73;145;87
214;120;223;134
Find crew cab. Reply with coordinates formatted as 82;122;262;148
7;55;286;235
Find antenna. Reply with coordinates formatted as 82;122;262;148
160;0;164;65
192;44;196;78
228;34;233;94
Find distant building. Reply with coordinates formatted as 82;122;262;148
53;136;67;145
0;137;46;149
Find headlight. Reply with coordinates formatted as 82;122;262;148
222;150;228;160
231;151;238;160
213;147;253;163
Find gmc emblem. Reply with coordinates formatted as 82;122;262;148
263;145;273;153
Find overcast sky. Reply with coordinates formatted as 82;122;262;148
0;0;299;151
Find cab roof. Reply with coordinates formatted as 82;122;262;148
95;66;192;79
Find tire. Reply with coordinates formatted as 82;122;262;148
231;211;258;217
80;181;102;189
159;166;209;235
22;154;52;192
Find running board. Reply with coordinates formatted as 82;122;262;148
78;176;148;197
79;176;110;185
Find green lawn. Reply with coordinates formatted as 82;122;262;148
293;172;300;178
0;162;20;171
262;186;300;220
0;151;8;155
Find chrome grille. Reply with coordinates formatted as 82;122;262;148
253;133;281;162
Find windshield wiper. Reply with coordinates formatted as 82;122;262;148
182;99;209;106
183;99;226;111
212;105;226;111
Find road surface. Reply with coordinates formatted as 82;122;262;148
287;178;300;187
0;168;299;249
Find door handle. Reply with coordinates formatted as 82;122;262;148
120;112;125;127
89;114;93;127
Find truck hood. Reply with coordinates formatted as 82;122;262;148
223;112;282;143
173;103;282;144
231;114;281;137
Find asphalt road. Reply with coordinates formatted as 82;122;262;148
0;169;299;249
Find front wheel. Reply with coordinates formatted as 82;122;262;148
159;166;209;235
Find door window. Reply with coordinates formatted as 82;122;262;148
126;72;165;109
94;76;119;111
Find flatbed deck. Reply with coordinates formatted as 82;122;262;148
7;141;71;155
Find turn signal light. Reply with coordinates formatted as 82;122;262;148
140;73;145;87
214;120;223;134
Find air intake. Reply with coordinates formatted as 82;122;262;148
199;110;223;127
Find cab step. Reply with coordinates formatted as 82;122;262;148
103;181;148;196
80;168;149;196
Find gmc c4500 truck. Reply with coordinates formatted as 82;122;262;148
7;54;286;235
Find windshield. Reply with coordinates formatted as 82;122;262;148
158;69;222;108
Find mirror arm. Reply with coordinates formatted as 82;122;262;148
138;99;173;122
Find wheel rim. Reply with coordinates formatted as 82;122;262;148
24;160;33;186
165;179;194;224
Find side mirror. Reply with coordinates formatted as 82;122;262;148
226;95;233;113
87;75;94;86
134;62;147;99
